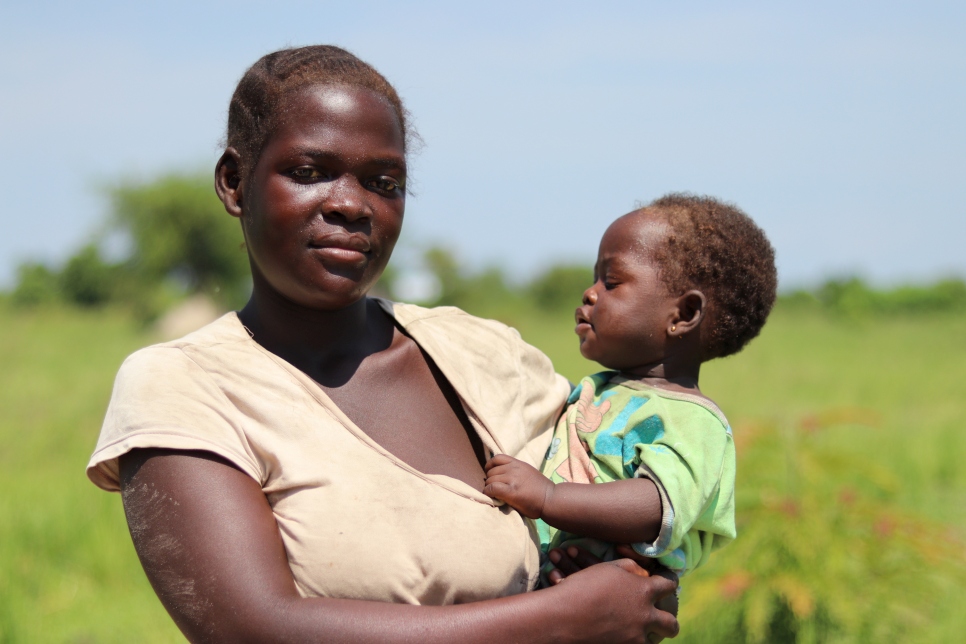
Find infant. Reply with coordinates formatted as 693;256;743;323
484;193;777;583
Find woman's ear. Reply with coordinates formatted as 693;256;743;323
215;148;244;218
668;290;706;339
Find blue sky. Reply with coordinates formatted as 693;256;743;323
1;1;963;289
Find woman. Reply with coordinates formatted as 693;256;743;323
88;45;679;642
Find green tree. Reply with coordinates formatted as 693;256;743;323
111;173;250;303
58;244;116;307
11;262;60;306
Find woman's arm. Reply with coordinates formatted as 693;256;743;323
120;448;678;644
483;454;663;544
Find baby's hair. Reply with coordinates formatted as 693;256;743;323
226;45;413;180
644;193;777;360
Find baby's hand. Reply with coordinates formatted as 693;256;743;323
483;454;554;519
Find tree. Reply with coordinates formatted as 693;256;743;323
11;262;60;306
58;244;115;306
111;173;250;303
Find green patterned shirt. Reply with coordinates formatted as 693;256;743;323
538;371;736;575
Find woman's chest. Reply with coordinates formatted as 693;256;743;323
237;388;538;603
311;335;488;491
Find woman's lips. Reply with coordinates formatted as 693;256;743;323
308;235;370;264
575;308;592;335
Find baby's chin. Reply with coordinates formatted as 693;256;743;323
579;347;620;371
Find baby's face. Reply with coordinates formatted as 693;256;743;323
575;211;679;371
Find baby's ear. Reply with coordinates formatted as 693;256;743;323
669;290;706;339
215;148;244;218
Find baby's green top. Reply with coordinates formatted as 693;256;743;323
538;371;737;575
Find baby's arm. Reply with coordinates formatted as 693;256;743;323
483;454;663;545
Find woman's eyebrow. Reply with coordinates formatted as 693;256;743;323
367;157;407;172
286;147;405;171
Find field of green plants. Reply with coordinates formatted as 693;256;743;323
2;300;965;642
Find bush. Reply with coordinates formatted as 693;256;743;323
776;278;966;317
11;263;60;306
58;245;117;307
680;415;966;643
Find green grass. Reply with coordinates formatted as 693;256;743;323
2;302;965;642
0;306;183;643
497;304;966;642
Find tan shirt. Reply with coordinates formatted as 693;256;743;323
87;299;570;604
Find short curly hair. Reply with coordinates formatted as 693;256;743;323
644;193;777;360
226;45;413;180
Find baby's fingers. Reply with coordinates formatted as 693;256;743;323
484;454;514;471
483;464;512;479
481;480;512;500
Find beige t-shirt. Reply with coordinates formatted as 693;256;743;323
87;299;570;604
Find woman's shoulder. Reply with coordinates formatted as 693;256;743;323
90;312;265;492
137;311;249;352
119;312;253;373
381;299;517;332
377;298;535;355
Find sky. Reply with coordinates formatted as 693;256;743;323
1;1;964;290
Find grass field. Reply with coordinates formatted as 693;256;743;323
1;303;964;642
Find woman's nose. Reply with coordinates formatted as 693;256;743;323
323;176;371;222
582;286;597;306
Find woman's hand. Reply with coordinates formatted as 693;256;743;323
544;557;679;643
547;544;663;583
547;545;679;641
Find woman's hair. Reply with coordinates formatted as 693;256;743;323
226;45;412;178
645;192;778;360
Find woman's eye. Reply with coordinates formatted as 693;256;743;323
290;167;325;181
369;177;402;193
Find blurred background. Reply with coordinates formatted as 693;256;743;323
1;1;964;642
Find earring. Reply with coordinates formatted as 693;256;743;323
671;325;676;332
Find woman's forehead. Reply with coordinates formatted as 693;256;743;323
265;85;406;160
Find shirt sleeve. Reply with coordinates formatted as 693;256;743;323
628;398;736;568
507;327;572;469
86;346;263;492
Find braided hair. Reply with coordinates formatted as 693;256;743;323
226;45;412;179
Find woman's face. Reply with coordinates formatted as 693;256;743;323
240;84;407;310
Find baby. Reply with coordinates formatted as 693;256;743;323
484;193;777;582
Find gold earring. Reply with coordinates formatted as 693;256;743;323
671;325;676;332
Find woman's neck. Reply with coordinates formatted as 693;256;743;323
237;285;394;377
